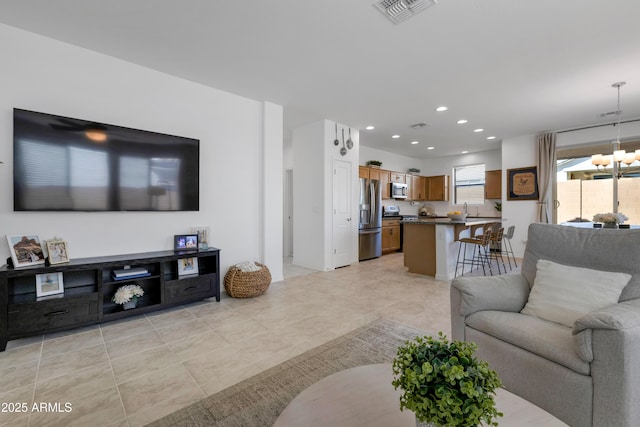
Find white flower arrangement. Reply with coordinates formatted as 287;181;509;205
112;284;144;305
593;212;628;224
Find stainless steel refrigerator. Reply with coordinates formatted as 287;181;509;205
359;177;382;261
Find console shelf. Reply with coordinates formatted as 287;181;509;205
0;248;220;351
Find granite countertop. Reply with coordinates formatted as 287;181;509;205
402;217;501;225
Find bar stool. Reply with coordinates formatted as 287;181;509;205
489;227;508;274
455;229;494;277
502;225;517;269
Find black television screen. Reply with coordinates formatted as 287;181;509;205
13;109;199;211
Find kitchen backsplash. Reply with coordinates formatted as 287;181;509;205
385;200;501;217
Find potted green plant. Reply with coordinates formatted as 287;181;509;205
494;201;502;212
366;160;383;168
392;333;502;427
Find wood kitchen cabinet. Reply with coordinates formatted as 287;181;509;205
360;166;390;199
427;175;450;201
359;166;383;180
485;170;502;199
368;168;382;181
382;218;401;253
379;169;390;199
390;172;406;183
409;175;427;201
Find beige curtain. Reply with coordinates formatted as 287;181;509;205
536;132;557;223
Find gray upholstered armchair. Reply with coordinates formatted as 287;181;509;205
450;223;640;427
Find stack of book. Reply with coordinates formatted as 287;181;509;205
111;267;150;281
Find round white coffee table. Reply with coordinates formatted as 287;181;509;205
274;363;568;427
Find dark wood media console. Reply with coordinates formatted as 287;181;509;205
0;248;220;351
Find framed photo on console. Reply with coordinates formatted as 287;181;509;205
6;234;46;268
174;234;198;252
46;240;70;265
178;257;199;276
191;226;210;250
36;272;64;297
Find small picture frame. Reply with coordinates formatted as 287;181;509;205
46;240;70;265
6;234;46;268
177;257;199;276
507;166;539;201
174;234;198;251
191;226;210;250
36;272;64;297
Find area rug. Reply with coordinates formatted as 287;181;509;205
147;319;425;427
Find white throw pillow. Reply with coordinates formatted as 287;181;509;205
521;259;631;327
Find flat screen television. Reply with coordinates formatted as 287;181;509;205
13;108;199;211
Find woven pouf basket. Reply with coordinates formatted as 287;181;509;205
224;263;271;298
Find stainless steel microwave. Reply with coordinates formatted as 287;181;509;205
391;182;408;199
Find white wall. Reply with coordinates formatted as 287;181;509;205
262;102;284;280
359;147;503;217
422;149;502;174
292;121;325;269
556;121;640;148
360;146;422;173
359;146;421;216
500;122;640;258
421;149;502;217
292;120;359;271
0;24;283;280
501;135;538;258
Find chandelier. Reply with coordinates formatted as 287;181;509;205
591;81;640;178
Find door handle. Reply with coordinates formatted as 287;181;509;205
360;229;380;235
346;218;351;222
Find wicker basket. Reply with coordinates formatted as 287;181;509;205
224;263;271;298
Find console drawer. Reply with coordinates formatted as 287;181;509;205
7;293;99;337
165;275;213;303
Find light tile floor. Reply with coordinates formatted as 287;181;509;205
0;253;457;426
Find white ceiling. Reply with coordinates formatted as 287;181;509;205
1;0;640;158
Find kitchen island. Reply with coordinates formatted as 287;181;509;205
402;217;501;280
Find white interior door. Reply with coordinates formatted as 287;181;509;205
333;159;353;268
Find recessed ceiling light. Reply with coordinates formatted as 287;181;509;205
473;128;484;133
486;136;496;140
435;106;448;112
365;125;375;130
427;146;435;150
392;134;400;139
457;119;468;124
411;141;419;145
461;150;469;154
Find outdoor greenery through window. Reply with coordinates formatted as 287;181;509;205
454;164;485;205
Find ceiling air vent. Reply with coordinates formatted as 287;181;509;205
374;0;437;24
410;122;430;129
599;110;621;118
